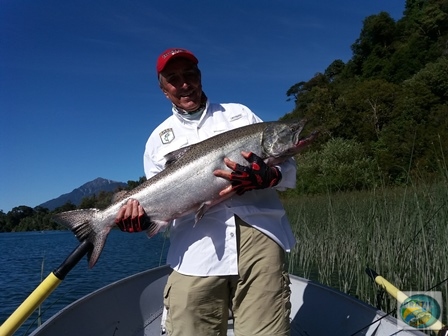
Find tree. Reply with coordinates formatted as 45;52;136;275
126;176;147;190
0;210;7;232
333;79;401;143
395;57;448;176
79;195;98;209
54;202;77;213
284;0;448;189
6;206;35;231
324;60;345;82
350;12;397;79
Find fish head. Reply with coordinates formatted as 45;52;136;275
262;119;317;165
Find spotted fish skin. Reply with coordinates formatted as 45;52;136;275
53;120;316;268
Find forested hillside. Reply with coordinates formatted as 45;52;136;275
283;0;448;193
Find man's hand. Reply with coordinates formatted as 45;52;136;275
214;151;282;196
115;199;151;233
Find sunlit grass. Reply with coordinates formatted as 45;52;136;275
284;180;448;324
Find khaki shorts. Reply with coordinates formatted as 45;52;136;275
163;217;291;336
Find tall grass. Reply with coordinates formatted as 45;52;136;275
284;180;448;324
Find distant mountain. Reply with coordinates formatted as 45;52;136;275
39;177;127;210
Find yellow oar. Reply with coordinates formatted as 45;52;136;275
0;240;93;336
365;268;447;335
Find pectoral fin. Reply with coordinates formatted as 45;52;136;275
146;220;170;238
194;202;213;224
193;192;237;225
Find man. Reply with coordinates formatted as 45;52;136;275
116;48;297;336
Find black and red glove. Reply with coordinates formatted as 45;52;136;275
116;215;151;233
115;199;151;233
229;152;282;195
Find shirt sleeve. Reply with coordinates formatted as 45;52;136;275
275;158;297;190
143;136;164;179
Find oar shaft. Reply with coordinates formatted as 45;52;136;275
0;273;61;336
0;240;92;336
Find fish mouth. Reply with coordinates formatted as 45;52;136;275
292;119;307;143
289;119;319;149
292;130;301;147
285;119;317;154
294;130;318;149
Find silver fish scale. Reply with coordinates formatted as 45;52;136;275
116;123;263;204
53;121;306;267
127;124;266;222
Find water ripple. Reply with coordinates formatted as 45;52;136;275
0;230;169;335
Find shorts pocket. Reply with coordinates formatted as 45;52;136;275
163;280;172;309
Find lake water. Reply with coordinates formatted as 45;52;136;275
0;230;169;335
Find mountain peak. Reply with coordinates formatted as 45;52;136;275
39;177;127;210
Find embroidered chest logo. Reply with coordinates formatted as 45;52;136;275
160;128;175;144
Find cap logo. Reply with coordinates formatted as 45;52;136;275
161;49;186;59
160;128;175;144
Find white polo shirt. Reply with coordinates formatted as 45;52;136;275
143;101;297;276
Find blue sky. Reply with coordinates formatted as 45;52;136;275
0;0;406;212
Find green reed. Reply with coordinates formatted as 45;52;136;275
284;180;448;323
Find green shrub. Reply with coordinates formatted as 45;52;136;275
296;138;377;194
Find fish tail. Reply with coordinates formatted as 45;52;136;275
52;209;110;268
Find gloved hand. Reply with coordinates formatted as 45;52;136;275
228;151;282;195
115;199;151;233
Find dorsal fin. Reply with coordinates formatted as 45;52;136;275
111;190;129;203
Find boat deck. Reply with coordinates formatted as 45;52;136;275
30;266;426;336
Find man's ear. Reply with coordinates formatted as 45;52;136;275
159;83;169;98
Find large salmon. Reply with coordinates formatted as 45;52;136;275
53;120;316;267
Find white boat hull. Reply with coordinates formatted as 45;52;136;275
30;265;425;335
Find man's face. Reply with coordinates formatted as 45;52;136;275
159;58;202;112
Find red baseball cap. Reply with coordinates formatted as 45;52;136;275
156;48;198;75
